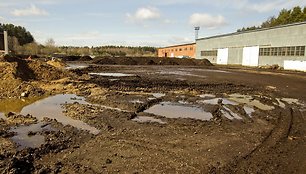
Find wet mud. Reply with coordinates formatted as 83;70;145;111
1;58;306;173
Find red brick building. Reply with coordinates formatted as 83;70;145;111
158;43;196;58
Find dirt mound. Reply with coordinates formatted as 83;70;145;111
93;56;213;66
0;55;69;98
61;56;93;61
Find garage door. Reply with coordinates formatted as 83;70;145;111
242;46;259;66
217;48;228;65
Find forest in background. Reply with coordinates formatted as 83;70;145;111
0;24;156;57
238;6;306;32
2;6;306;56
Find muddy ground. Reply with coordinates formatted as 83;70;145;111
1;56;306;173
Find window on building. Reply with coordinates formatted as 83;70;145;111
184;48;188;51
190;47;193;51
281;47;287;56
175;49;178;51
179;48;182;51
201;50;217;57
259;46;305;57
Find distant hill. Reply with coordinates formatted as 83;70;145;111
238;6;306;32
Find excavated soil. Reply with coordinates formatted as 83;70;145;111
1;57;306;173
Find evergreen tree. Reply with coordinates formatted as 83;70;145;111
0;23;34;45
238;6;306;32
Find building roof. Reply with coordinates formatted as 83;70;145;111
197;21;306;41
159;42;196;49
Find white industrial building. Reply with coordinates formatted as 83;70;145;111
196;22;306;71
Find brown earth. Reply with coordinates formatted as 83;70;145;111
92;56;213;66
0;57;306;173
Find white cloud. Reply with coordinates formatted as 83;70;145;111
167;36;194;45
249;0;306;13
189;13;227;29
66;31;104;40
126;7;161;22
11;4;49;17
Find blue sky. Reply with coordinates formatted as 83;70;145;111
0;0;305;47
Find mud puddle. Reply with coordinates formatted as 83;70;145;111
222;106;242;120
228;94;275;110
157;70;206;78
132;116;166;124
152;93;166;98
199;98;238;105
0;113;5;119
89;72;135;77
0;94;100;135
66;63;89;69
9;122;56;150
144;102;213;121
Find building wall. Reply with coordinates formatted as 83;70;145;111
196;22;306;67
158;43;196;58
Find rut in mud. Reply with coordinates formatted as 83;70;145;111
1;57;306;173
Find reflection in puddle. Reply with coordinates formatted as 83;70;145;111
0;96;44;114
158;70;206;78
0;94;100;135
145;102;213;121
228;94;274;111
0;113;5;120
9;122;56;150
222;106;242;120
152;93;166;98
132;116;166;124
66;63;89;70
243;106;255;117
199;94;216;98
281;98;303;106
131;99;144;104
199;98;238;105
89;72;135;77
276;98;286;108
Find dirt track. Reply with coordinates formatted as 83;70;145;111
1;57;306;173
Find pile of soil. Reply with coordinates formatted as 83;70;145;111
93;56;213;66
61;56;93;61
0;55;69;98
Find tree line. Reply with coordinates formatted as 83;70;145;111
0;23;34;45
0;23;157;56
238;6;306;32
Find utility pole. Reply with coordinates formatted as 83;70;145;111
195;27;200;41
4;31;8;55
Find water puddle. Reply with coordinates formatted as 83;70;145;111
66;63;89;69
152;93;166;98
0;113;5;120
243;106;255;117
179;68;230;74
281;98;303;106
199;98;238;105
132;116;166;124
131;99;144;104
228;94;274;110
0;94;100;135
144;102;213;121
199;94;216;98
222;106;242;120
9;122;56;150
275;98;286;108
158;70;206;78
0;96;44;114
89;72;135;77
